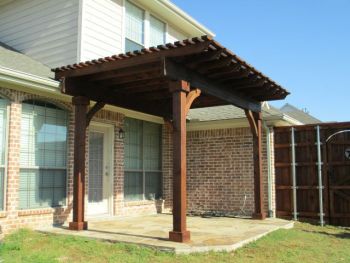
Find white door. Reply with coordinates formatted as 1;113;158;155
87;124;113;217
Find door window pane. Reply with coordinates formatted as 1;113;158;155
19;101;68;209
89;132;104;202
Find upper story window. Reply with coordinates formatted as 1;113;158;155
125;1;166;53
125;1;145;52
0;98;8;211
149;15;166;47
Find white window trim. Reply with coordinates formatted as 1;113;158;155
123;0;168;52
1;102;10;211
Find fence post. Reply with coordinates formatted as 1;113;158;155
316;125;325;226
291;127;298;221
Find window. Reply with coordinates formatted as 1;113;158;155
124;118;162;201
125;0;145;52
149;15;166;47
124;1;167;52
19;101;68;209
0;98;8;211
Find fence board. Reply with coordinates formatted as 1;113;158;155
274;122;350;226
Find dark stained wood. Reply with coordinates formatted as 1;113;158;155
182;48;224;68
212;67;249;81
275;123;350;226
86;101;105;126
86;62;160;82
245;110;266;219
109;78;166;92
197;56;233;73
164;58;262;112
95;69;162;86
185;89;201;114
56;40;211;79
169;80;201;243
69;96;90;231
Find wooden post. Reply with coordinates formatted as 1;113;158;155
69;96;90;230
168;80;200;243
245;110;266;219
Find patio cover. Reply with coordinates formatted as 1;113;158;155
53;36;289;243
54;36;288;117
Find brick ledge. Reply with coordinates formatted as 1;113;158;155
18;207;66;217
124;200;156;207
0;211;7;218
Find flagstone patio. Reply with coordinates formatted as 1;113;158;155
38;214;293;254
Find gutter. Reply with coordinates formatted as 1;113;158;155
263;121;273;217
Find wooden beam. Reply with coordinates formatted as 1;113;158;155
245;110;266;220
109;78;166;92
94;69;162;86
164;58;261;112
86;101;106;126
245;109;258;137
185;89;201;114
85;62;160;82
69;96;90;231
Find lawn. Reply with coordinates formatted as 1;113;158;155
0;222;349;263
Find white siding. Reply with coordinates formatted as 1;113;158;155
80;0;123;62
0;0;80;68
167;25;188;43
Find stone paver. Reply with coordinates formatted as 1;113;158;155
38;214;293;254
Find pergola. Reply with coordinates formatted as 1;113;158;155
53;36;289;243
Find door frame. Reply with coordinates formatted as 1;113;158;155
86;121;114;218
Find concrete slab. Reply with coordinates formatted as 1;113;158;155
38;214;293;254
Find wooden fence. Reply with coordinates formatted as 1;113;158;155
274;122;350;226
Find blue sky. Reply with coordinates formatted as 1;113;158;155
172;0;350;122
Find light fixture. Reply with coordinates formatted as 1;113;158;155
118;128;125;139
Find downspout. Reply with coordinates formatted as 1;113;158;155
263;121;273;217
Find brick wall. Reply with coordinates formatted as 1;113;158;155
163;126;275;217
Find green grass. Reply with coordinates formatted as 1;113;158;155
0;222;350;263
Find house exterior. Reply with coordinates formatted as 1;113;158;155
0;0;308;238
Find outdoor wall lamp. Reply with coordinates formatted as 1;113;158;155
118;128;125;139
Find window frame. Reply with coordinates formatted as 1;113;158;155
124;118;162;202
19;100;69;210
123;0;168;52
0;98;10;211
